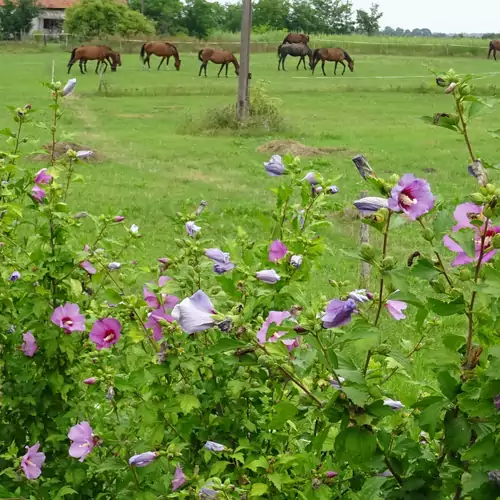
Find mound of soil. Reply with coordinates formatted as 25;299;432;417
31;142;101;162
257;140;348;157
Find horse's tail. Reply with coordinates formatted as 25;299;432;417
68;47;76;65
488;41;495;58
140;43;146;62
312;48;320;66
198;49;204;62
277;43;282;56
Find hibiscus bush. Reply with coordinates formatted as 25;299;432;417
1;70;500;500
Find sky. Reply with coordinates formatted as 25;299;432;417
351;0;497;34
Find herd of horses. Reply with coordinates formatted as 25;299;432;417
66;32;354;77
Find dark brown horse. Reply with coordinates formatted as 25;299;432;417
140;42;181;70
198;48;239;77
277;43;312;71
311;48;354;76
488;40;500;60
68;45;121;74
282;33;309;45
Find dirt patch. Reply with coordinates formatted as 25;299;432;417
31;142;102;162
257;140;348;157
117;113;154;119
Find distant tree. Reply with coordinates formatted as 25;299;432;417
312;0;355;34
181;0;215;39
129;0;182;34
64;0;154;38
222;2;242;32
0;0;39;38
381;25;395;36
355;2;382;35
288;0;317;33
253;0;290;31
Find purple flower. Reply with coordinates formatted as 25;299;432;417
256;269;281;284
200;484;219;498
129;451;158;467
257;311;299;351
327;186;339;195
290;254;303;268
62;78;77;96
89;318;121;350
68;421;94;461
378;470;394;477
186;221;201;238
172;464;186;491
108;262;121;271
443;203;500;267
385;300;407;320
303;172;319;185
494;394;500;410
353;197;388;214
51;303;86;333
387;174;434;220
383;398;405;410
21;443;45;480
32;185;46;203
329;376;345;390
114;216;125;222
348;289;371;303
325;471;338;478
83;377;97;385
205;248;234;274
264;155;285;176
9;270;21;281
322;299;358;328
269;240;288;262
172;290;216;334
22;331;38;357
145;306;174;341
204;441;225;452
34;168;52;185
158;257;169;265
80;260;96;275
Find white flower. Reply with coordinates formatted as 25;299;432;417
62;78;77;97
348;289;370;303
172;290;216;334
445;82;457;94
130;224;139;234
290;255;303;268
108;262;121;271
256;269;281;284
383;398;405;410
204;441;225;452
76;150;93;159
186;221;201;238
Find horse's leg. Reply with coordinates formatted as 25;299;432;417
341;61;346;75
79;59;84;74
166;56;170;69
278;55;281;71
334;61;338;75
495;49;497;61
217;64;224;77
146;55;151;69
67;59;74;74
225;63;229;77
157;57;165;70
102;60;108;73
321;60;326;76
296;57;301;70
199;62;203;77
302;56;306;70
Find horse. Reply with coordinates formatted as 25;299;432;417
198;48;239;77
68;45;121;74
81;45;113;73
488;40;500;60
140;42;181;71
311;48;354;76
277;42;312;71
282;33;309;45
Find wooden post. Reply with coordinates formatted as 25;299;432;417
51;60;55;84
359;190;370;287
237;0;252;120
98;64;106;93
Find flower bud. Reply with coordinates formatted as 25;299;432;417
381;256;397;271
312;478;322;490
258;355;273;368
377;344;391;355
486;183;497;195
422;228;434;242
483;205;494;219
360;243;375;262
435;76;447;87
445;82;457;94
492;234;500;250
470;192;486;204
430;278;446;294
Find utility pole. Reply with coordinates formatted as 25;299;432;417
237;0;251;120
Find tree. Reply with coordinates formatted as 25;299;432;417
129;0;182;34
64;0;154;38
252;0;290;31
288;0;317;33
311;0;355;34
0;0;39;39
355;2;382;35
181;0;215;39
221;2;242;32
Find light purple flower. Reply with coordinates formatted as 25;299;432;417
264;155;285;176
129;451;158;467
205;248;234;274
385;300;407;320
303;172;319;185
257;311;299;351
445;82;457;94
353;197;388;214
89;318;121;350
327;186;339;195
158;257;169;265
383;398;405;410
21;443;45;480
256;269;281;284
204;441;225;452
325;471;338;478
388;174;434;220
108;262;121;271
172;464;186;491
22;331;38;357
80;260;96;275
348;289;371;303
114;216;125;222
51;303;86;333
62;78;77;96
158;275;172;287
290;254;303;268
68;421;94;461
186;221;201;238
9;270;20;281
145;306;174;341
494;394;500;410
172;290;216;334
443;203;500;267
329;376;345;390
32;185;46;203
378;470;394;477
269;240;288;262
34;168;52;185
322;299;358;328
200;484;219;498
83;377;97;385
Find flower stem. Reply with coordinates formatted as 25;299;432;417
455;95;475;163
314;333;342;386
63;158;74;202
384;456;404;486
130;465;141;489
50;94;59;166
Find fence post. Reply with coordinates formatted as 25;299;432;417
98;64;106;93
359;189;370;287
237;0;252;121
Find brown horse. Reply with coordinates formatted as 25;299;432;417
488;40;500;60
198;48;239;77
311;48;354;76
81;45;113;73
68;45;121;74
282;33;309;45
140;42;181;71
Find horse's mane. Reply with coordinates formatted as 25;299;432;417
342;49;353;63
165;42;178;55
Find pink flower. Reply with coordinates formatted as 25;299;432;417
80;260;96;275
143;277;177;310
257;311;299;352
68;421;94;462
34;168;52;185
172;464;186;491
388;174;434;220
443;203;500;266
158;275;172;287
114;216;125;222
22;331;38;357
158;257;169;265
89;318;121;350
145;306;174;341
21;443;45;480
51;303;86;333
31;185;46;203
385;300;407;320
269;240;288;262
83;377;97;385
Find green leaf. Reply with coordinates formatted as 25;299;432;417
267;472;283;491
419;401;446;437
54;486;78;499
245;457;269;472
462;470;489;495
342;386;370;407
265;341;289;360
428;296;466;316
410;258;440;280
367;400;396;418
250;483;268;497
207;337;247;355
103;288;122;304
358;476;388;498
462;435;496;461
178;394;201;414
269;401;298;429
437;371;461;401
335;427;378;468
210;461;229;476
449;228;476;258
444;412;471;451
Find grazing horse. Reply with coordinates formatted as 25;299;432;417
68;45;121;74
277;43;312;71
81;45;113;73
198;48;239;77
488;40;500;60
282;33;309;45
140;42;181;71
311;48;354;76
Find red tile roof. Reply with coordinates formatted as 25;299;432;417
0;0;127;7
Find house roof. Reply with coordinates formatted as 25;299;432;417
0;0;127;8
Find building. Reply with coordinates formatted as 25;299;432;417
30;0;75;34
